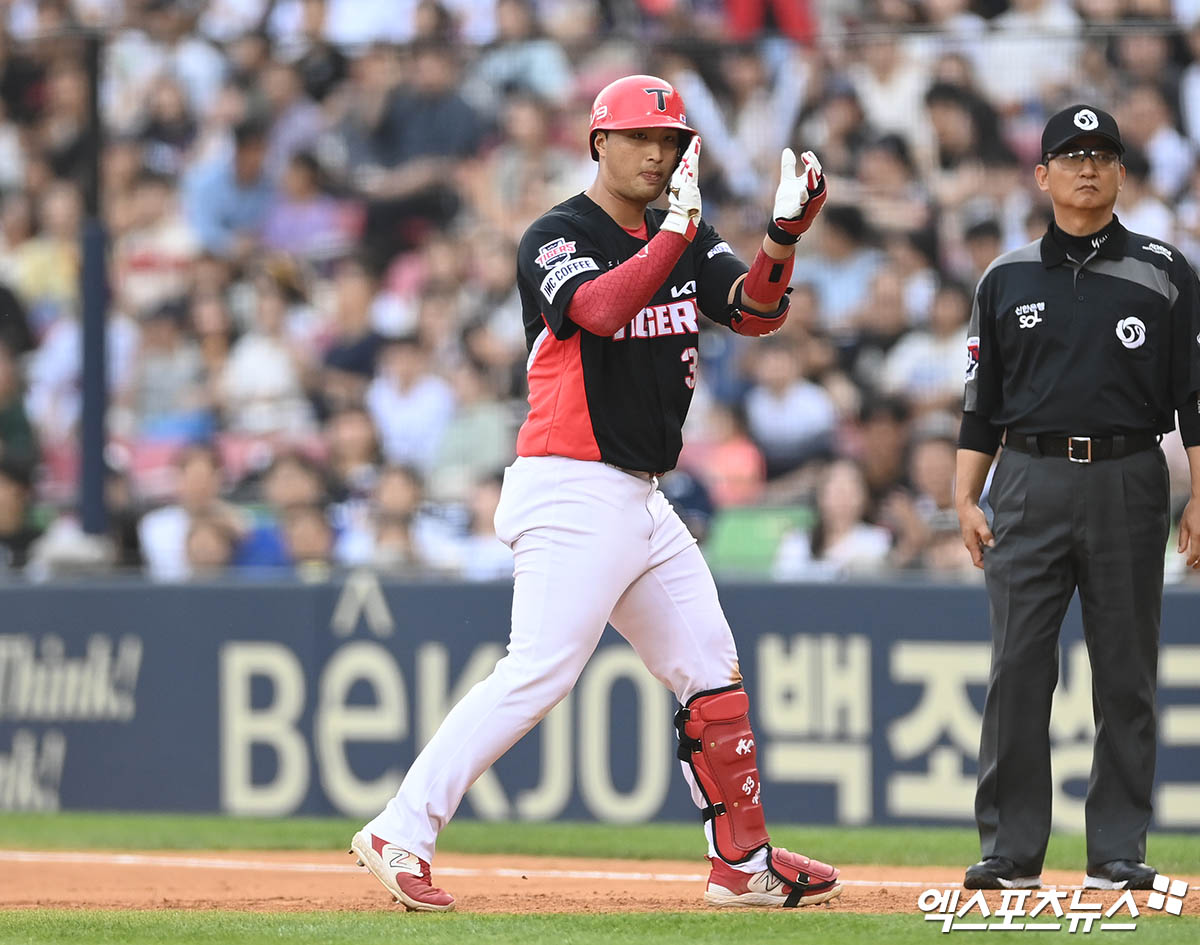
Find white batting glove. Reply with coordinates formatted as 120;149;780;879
661;135;702;241
767;148;827;245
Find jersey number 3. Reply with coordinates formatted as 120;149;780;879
681;346;698;389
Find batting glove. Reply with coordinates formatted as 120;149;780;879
767;148;827;245
661;135;702;241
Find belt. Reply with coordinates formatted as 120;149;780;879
1003;432;1158;463
605;463;655;481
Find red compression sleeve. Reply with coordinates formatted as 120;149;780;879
568;230;689;337
742;247;794;307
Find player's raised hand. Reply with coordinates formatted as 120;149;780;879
662;135;702;241
767;148;827;245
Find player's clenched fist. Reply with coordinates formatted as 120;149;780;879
662;135;702;241
767;148;827;245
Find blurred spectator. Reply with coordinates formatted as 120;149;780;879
138;442;246;581
773;458;892;580
335;463;455;571
0;340;37;477
366;334;456;474
850;396;912;514
281;502;336;579
1117;146;1176;240
463;93;584;242
976;0;1081;113
742;336;836;479
791;204;884;338
845;264;913;395
233;448;329;568
659;466;717;547
324;404;382;501
1118;82;1194;201
429;361;516;503
280;0;350;103
794;81;870;182
852;133;933;238
881;429;960;570
319;254;386;415
331;41;483;261
183;116;275;260
125;298;213;442
679;400;766;508
217;264;316;436
262;150;361;262
112;170;199;319
462;0;574;115
961;216;1003;286
0;459;39;571
13;180;82;329
846;27;933;166
881;278;971;417
452;473;514;581
137;77;199;178
260;59;325;182
184;511;239;578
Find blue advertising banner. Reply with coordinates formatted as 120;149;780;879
0;576;1196;830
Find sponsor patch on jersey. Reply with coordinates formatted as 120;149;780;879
535;237;578;270
1143;242;1173;262
1116;316;1147;349
707;241;733;259
540;257;599;303
965;335;980;381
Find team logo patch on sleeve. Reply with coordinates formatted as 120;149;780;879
965;335;980;381
534;238;578;270
540;257;600;303
706;241;733;259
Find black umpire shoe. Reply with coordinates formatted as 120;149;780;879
964;856;1042;890
1084;860;1157;890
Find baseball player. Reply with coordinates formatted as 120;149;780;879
350;74;842;912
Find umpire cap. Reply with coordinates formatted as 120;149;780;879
1041;105;1124;159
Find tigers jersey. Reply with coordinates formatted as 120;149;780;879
515;193;748;473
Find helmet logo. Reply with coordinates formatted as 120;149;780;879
591;103;608;124
644;87;669;111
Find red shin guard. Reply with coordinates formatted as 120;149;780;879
676;685;769;863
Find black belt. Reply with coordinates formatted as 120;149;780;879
1004;432;1158;463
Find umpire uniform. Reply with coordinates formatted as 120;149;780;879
957;106;1200;891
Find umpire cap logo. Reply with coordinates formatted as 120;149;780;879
1116;316;1146;349
1074;109;1099;131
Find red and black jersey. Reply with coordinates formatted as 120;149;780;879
515;193;747;473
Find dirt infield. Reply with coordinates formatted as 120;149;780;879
0;850;1195;916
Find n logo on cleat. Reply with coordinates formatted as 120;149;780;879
382;845;422;876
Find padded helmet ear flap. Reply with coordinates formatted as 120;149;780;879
675;685;770;863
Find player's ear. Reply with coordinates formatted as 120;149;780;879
594;130;606;159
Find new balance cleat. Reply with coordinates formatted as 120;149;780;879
705;846;842;907
349;831;456;912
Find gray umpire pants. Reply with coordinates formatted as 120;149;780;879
976;444;1169;874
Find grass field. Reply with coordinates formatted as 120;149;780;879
2;813;1198;944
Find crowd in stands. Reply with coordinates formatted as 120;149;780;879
0;0;1198;583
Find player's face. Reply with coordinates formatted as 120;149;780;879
1035;134;1124;213
595;127;682;203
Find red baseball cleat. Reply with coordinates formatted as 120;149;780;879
705;846;842;908
350;831;456;912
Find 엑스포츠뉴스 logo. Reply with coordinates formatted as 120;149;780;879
1074;108;1099;130
1116;316;1147;349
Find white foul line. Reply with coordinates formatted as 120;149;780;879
0;850;980;888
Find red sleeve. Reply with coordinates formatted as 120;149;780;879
568;230;689;337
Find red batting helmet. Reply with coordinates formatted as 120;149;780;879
588;74;695;161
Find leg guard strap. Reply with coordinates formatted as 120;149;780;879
675;684;770;864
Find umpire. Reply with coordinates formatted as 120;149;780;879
956;105;1200;891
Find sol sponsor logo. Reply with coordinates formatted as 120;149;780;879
1074;108;1099;130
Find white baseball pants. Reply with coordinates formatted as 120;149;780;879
365;455;758;867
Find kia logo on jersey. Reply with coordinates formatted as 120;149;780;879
535;238;578;270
